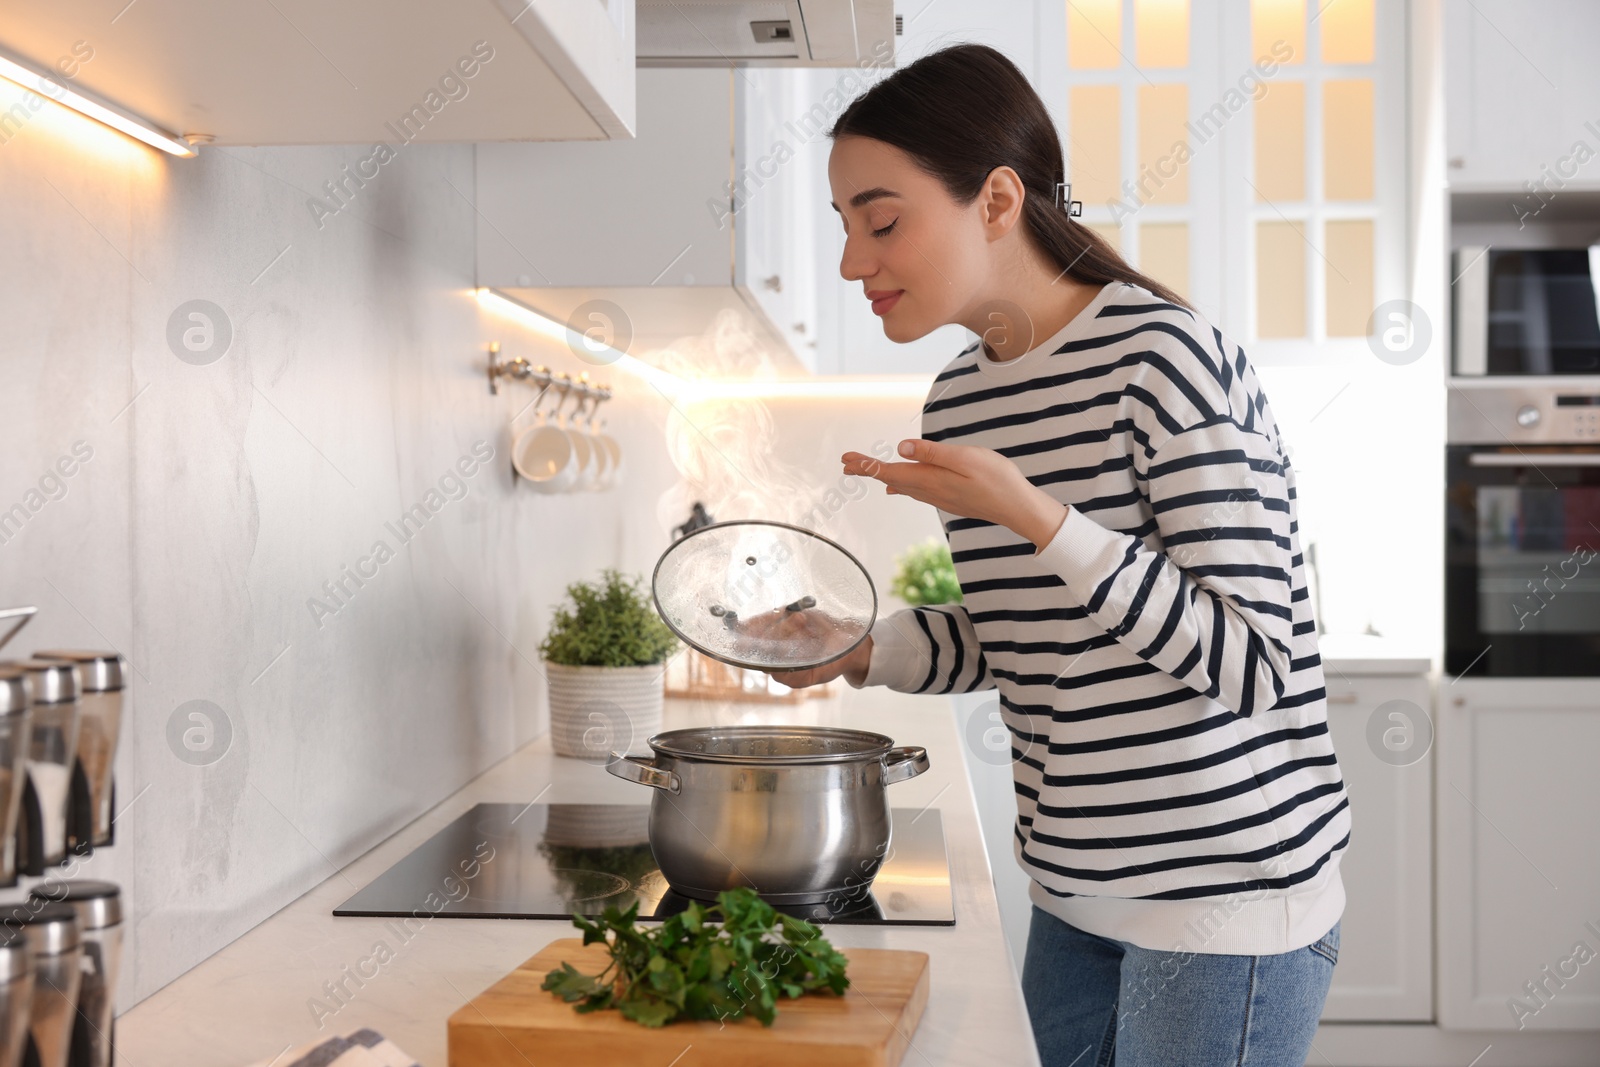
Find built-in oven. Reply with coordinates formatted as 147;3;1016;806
1446;380;1600;676
1453;246;1600;376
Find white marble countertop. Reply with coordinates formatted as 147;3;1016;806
1318;632;1434;676
117;685;1041;1067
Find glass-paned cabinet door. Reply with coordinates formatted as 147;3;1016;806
1051;0;1229;324
1045;0;1407;364
1226;0;1406;363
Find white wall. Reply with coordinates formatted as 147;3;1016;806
0;89;677;1009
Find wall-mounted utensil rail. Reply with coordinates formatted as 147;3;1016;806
486;341;614;406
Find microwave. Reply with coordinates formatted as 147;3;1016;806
1453;246;1600;376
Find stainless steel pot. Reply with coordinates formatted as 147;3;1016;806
606;725;929;905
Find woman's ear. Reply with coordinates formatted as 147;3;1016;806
979;165;1028;239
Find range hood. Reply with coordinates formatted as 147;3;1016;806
636;0;897;67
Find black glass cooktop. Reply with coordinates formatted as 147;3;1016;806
334;803;954;926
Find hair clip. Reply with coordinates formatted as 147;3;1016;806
1054;181;1083;217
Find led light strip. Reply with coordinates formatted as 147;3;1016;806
475;288;681;393
475;288;934;399
0;43;197;158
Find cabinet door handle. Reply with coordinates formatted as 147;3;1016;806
763;274;782;293
1468;452;1600;467
1326;692;1360;704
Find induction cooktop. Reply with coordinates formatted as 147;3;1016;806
334;803;955;926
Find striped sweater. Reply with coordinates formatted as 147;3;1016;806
852;281;1349;956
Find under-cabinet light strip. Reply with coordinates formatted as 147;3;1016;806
474;288;934;400
0;44;197;158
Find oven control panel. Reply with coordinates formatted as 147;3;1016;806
1449;381;1600;445
1555;395;1600;440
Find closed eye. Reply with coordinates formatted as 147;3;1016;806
871;219;898;238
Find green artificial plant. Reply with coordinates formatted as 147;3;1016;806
890;537;963;606
538;568;680;667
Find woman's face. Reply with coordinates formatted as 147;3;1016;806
828;135;992;343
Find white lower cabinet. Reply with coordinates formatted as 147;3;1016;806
1437;678;1600;1031
1321;671;1435;1022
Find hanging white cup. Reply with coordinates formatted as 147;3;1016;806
563;395;602;493
513;409;580;493
593;422;623;491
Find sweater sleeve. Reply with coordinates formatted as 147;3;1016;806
847;603;996;695
1032;417;1295;717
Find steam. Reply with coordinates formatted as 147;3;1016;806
649;308;827;535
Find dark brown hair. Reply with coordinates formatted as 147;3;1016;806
829;43;1191;310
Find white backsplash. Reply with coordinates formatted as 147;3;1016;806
0;113;673;1009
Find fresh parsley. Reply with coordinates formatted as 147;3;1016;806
541;886;851;1027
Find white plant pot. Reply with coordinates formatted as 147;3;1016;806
545;661;666;761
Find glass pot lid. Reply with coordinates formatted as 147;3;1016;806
652;519;877;672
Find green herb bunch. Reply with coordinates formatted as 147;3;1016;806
538;568;680;667
541;886;851;1027
890;537;963;606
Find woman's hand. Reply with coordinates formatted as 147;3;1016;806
724;599;839;664
767;634;874;689
842;440;1069;550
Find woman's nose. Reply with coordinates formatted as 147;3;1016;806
838;233;874;283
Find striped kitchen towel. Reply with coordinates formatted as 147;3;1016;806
245;1028;421;1067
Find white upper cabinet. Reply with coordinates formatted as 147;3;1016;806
1444;0;1600;192
734;67;825;366
0;0;636;145
478;68;734;290
476;67;813;370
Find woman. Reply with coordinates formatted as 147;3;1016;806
772;43;1349;1067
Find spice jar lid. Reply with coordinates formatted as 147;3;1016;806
0;925;28;982
0;667;30;716
651;519;877;673
33;651;125;692
1;899;80;956
0;660;78;704
29;880;121;931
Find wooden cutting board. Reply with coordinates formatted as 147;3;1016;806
448;937;930;1067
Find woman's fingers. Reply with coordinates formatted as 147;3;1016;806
842;439;1023;520
841;450;951;498
895;438;953;466
840;450;888;478
768;665;825;688
843;439;1033;530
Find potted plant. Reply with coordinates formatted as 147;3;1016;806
890;537;963;606
539;569;680;760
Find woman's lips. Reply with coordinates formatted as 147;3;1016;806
869;290;903;315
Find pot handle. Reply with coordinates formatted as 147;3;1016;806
606;752;681;795
882;746;929;786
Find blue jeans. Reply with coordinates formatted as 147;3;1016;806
1020;905;1339;1067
